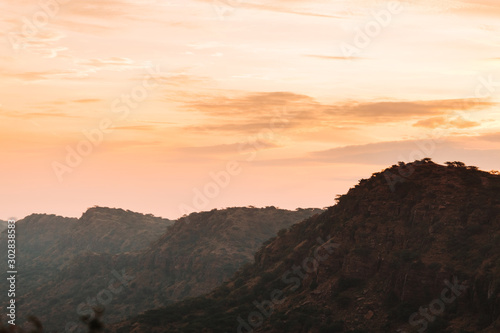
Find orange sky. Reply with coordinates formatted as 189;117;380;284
1;0;499;220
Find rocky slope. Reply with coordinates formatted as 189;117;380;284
0;219;8;233
8;207;321;331
0;214;80;291
0;207;172;291
114;160;500;333
138;207;324;301
0;207;173;331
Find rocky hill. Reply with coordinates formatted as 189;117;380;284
0;207;173;330
0;214;79;291
138;207;324;301
0;220;8;233
7;207;321;331
113;160;500;333
0;207;172;291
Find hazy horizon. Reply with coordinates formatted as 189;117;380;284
2;203;324;222
2;157;498;221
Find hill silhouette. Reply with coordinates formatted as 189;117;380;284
112;159;500;333
0;206;321;331
0;220;8;233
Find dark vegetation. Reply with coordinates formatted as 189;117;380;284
110;159;500;332
0;309;105;333
0;207;321;331
3;159;500;332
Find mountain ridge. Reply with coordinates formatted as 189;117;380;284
112;160;500;333
2;206;321;331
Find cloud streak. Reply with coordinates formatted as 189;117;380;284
413;116;480;129
179;91;495;134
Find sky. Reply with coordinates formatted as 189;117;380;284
1;0;499;220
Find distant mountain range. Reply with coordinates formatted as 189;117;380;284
0;206;321;331
111;160;500;333
0;207;173;295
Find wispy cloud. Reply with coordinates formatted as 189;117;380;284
180;91;495;132
413;116;480;129
198;0;345;18
0;110;79;119
72;99;103;104
304;54;366;61
6;29;67;58
473;132;500;142
2;69;88;81
241;2;345;18
75;57;150;72
176;141;279;155
0;57;151;82
447;0;500;17
333;99;494;121
185;122;300;133
184;92;315;117
113;125;157;131
62;0;161;19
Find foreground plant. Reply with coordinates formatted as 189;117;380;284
0;307;105;333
